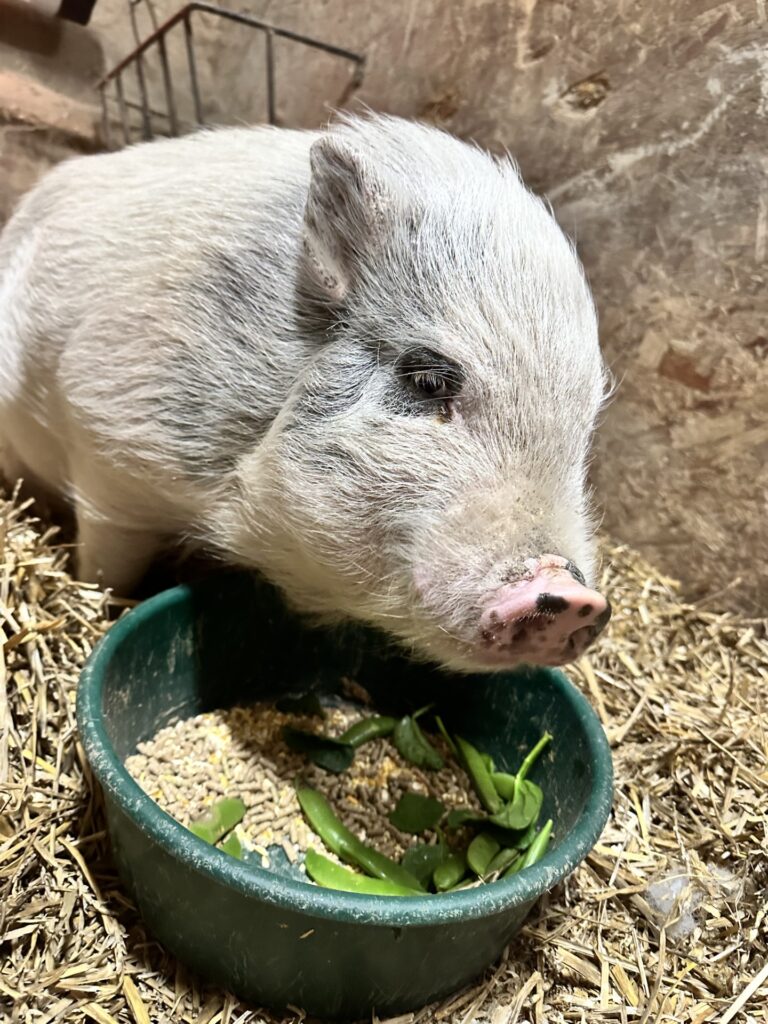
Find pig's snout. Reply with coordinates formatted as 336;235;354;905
479;556;610;667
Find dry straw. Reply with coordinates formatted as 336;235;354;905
1;487;766;1023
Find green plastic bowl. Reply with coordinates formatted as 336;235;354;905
77;572;613;1020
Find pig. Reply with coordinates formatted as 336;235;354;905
0;113;612;673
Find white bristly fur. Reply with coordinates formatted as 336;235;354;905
0;113;610;671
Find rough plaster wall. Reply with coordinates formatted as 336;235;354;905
2;0;766;611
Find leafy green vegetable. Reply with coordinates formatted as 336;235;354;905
389;792;445;833
467;831;501;878
219;831;244;860
502;820;553;877
401;843;448;888
518;819;553;869
489;780;543;831
433;852;466;891
490;771;517;800
296;786;425;891
282;726;355;774
481;752;495;774
455;736;503;813
512;816;540;851
434;715;458;756
501;853;525;877
188;797;246;844
484;846;519;877
444;807;486;830
337;715;397;747
305;850;420;896
393;713;444;770
516;732;552;782
275;692;326;717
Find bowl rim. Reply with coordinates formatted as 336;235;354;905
77;580;614;928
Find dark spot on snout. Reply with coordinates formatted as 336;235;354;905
536;593;570;615
565;560;586;586
578;604;593;618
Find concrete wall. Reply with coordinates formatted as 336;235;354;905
2;0;766;611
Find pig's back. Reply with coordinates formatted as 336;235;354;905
0;126;316;492
0;125;314;366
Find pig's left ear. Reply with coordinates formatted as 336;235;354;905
302;135;389;305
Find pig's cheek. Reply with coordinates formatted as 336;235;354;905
412;567;433;602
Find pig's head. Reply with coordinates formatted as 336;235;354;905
231;115;612;673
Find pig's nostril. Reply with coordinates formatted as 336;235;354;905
535;592;570;615
578;603;594;618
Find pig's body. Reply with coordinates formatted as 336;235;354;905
0;115;611;672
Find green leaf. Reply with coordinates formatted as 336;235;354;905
219;831;244;860
489;780;543;831
467;831;501;878
503;821;553;877
337;715;397;747
412;704;435;720
444;807;486;830
516;732;552;782
513;817;540;851
501;852;525;877
401;843;447;888
393;715;444;770
305;850;420;896
434;715;458;756
518;818;553;870
491;771;517;800
455;736;503;814
480;752;495;774
282;726;355;774
389;792;445;834
296;786;425;891
433;852;466;891
189;797;246;845
275;692;326;717
484;846;519;877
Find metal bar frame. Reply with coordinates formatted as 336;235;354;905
98;1;365;147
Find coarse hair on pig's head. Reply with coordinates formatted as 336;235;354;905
232;114;613;673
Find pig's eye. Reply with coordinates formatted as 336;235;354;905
395;347;464;405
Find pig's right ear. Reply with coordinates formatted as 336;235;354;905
302;135;389;305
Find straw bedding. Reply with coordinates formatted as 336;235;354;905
2;487;766;1024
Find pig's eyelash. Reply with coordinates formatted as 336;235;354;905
394;346;464;405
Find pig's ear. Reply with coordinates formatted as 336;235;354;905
302;135;389;305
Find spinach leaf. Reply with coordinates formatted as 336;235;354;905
489;780;543;831
401;843;447;888
189;797;246;844
389;792;445;833
282;726;355;774
393;715;444;770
